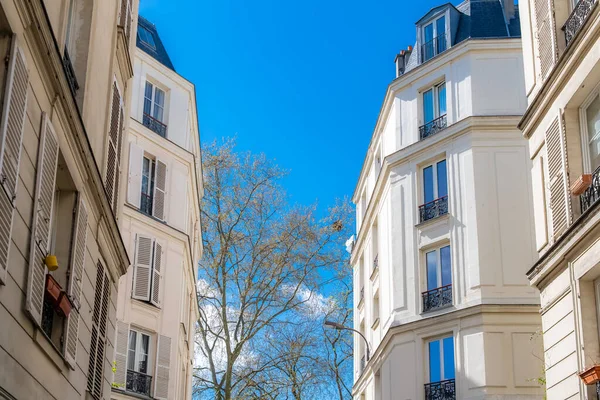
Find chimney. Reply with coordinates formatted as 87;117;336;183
394;46;413;77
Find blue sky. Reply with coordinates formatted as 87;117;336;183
138;0;459;211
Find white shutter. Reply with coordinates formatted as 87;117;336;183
63;197;88;369
535;0;557;80
105;82;122;212
154;335;172;400
0;36;29;285
127;142;143;208
119;0;133;42
114;320;129;389
150;241;163;307
546;114;571;239
152;159;167;220
25;114;58;326
132;234;153;301
87;262;111;399
113;106;124;212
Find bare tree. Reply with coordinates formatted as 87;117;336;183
194;139;353;400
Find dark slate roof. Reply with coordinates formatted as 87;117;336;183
136;16;175;71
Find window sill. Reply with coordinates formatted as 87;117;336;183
370;266;379;281
131;297;161;311
111;387;154;400
371;317;380;330
33;327;69;370
416;212;449;228
421;303;454;315
357;298;365;310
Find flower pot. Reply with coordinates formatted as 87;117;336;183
45;254;59;272
45;274;61;306
56;292;73;318
579;365;600;385
571;174;593;196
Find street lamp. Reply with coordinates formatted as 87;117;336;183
324;320;371;361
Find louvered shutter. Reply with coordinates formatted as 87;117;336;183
25;115;58;326
114;320;129;389
63;197;88;369
105;83;122;212
133;234;153;301
127;142;143;208
0;36;29;285
535;0;557;80
545;114;571;239
87;262;111;400
113;106;124;212
119;0;133;43
152;159;167;220
150;241;163;307
154;335;172;400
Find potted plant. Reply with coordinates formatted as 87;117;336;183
45;274;61;306
579;365;600;385
56;291;73;318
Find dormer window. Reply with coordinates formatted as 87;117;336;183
138;26;156;49
422;15;447;62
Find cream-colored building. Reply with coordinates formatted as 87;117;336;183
351;1;545;399
0;0;138;399
518;0;600;398
110;16;202;400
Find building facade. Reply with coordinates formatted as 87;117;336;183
351;1;545;399
110;17;202;400
0;0;138;399
518;0;600;398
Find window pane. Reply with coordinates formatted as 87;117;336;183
139;26;156;48
424;89;434;123
142;158;150;195
127;331;136;371
424;23;434;42
144;82;153;115
423;166;434;203
426;251;438;290
436;17;447;53
139;334;149;374
441;246;451;286
437;160;448;198
587;94;600;171
443;337;455;380
153;89;165;121
438;83;447;116
429;340;441;383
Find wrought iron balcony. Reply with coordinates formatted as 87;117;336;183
425;379;456;400
421;34;447;63
419;196;448;223
419;115;447;140
143;113;168;138
141;193;153;216
422;284;452;313
580;166;600;213
126;370;153;397
563;0;598;47
62;48;79;97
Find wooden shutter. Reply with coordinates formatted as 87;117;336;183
64;197;88;369
0;36;29;285
545;114;571;239
133;234;153;301
153;159;167;220
535;0;557;80
25;115;58;326
87;262;111;400
119;0;133;42
154;335;172;400
127;142;143;208
114;107;124;211
105;82;123;213
114;320;129;389
150;241;163;307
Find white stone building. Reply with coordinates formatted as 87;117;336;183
518;0;600;398
351;1;545;399
110;17;203;400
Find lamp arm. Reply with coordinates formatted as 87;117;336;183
336;325;371;360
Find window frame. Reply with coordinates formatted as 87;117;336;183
143;80;166;123
425;335;455;384
421;158;448;205
422;81;447;124
421;13;447;61
579;82;600;174
127;328;153;376
138;25;156;49
424;244;452;292
141;154;156;214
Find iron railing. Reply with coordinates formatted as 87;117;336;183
581;166;600;213
421;34;447;63
419;196;448;223
563;0;598;46
63;48;79;97
141;192;153;215
143;113;168;138
425;379;456;400
126;370;153;397
420;115;447;140
422;284;452;312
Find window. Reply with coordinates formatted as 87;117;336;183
128;330;151;374
372;292;380;328
427;336;455;384
143;81;167;137
420;160;448;222
64;0;76;54
421;82;447;140
423;246;452;312
422;15;447;62
127;144;168;221
138;26;156;49
583;91;600;172
141;156;156;215
132;234;163;307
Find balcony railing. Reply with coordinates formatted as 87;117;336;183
563;0;598;47
63;48;79;97
425;379;456;400
422;284;452;313
580;166;600;213
126;370;153;397
421;34;447;63
141;193;153;215
419;196;448;223
420;115;447;140
143;113;168;138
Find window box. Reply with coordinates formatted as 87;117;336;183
580;365;600;385
44;274;62;306
56;292;73;318
571;174;593;195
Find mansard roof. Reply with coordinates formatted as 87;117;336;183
136;16;176;71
